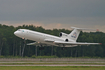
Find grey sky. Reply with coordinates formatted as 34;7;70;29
0;0;105;32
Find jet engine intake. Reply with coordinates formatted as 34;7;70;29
65;39;69;42
59;32;68;37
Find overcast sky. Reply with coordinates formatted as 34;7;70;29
0;0;105;32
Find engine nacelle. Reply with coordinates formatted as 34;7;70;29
65;39;69;42
59;32;68;37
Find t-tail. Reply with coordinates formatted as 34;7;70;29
68;27;90;42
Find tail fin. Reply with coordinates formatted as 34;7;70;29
68;27;88;42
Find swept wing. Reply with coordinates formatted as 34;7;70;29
54;41;101;45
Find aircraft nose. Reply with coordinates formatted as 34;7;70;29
14;31;19;36
14;31;17;35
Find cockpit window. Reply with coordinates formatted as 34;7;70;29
17;29;24;32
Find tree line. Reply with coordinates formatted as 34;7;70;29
0;24;105;58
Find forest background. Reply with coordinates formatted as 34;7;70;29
0;24;105;58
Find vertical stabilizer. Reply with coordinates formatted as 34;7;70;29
68;27;92;42
68;28;81;42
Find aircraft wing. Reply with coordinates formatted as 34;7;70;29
54;41;101;45
27;42;49;46
27;42;37;45
27;38;55;46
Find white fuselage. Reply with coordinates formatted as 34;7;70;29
14;27;100;47
14;29;75;47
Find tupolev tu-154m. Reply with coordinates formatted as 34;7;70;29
14;27;101;47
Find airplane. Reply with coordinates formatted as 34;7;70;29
14;27;101;47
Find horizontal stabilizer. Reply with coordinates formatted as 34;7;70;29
71;27;96;31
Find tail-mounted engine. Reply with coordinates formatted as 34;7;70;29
65;39;69;42
59;32;68;37
59;32;69;42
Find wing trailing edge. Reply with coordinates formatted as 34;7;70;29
54;41;100;45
